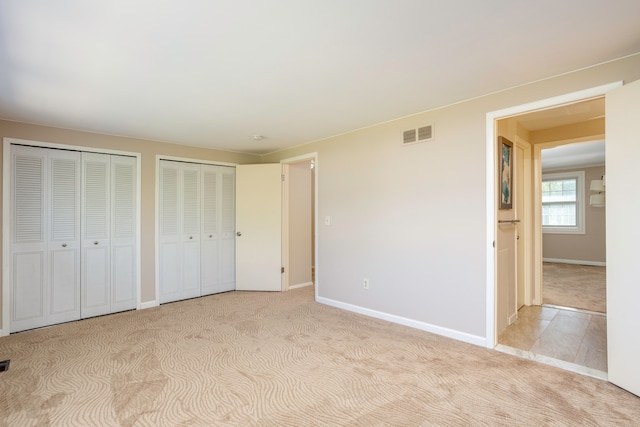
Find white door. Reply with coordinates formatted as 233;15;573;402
159;160;201;303
47;149;82;326
10;145;81;332
180;163;201;299
110;155;137;313
201;165;236;295
235;164;282;291
496;136;518;335
81;152;111;318
82;153;137;317
606;79;640;397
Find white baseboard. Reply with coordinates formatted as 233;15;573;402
316;296;487;348
289;281;313;290
0;327;7;337
139;300;159;310
543;258;606;267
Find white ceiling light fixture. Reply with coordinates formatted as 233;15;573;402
589;175;606;207
252;135;266;141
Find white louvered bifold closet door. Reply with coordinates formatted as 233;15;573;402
110;155;137;313
82;152;111;318
201;165;236;295
160;161;235;303
81;153;137;318
159;160;201;303
10;145;81;332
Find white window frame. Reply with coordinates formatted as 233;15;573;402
542;170;585;235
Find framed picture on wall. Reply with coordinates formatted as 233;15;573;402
499;136;513;209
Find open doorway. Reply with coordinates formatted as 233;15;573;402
281;154;317;292
540;141;606;314
494;97;608;375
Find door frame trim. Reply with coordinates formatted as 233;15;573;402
2;137;142;336
484;81;622;348
280;153;318;298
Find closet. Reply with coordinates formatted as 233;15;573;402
159;160;235;304
9;144;137;333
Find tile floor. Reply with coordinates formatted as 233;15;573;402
498;305;607;373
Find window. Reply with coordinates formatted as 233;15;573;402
542;171;585;234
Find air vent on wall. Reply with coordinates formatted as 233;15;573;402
402;124;434;146
403;129;417;144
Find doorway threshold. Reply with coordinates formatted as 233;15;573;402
495;343;608;381
542;303;606;317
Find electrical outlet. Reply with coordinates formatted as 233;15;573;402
363;278;369;290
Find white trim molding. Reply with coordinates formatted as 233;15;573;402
317;296;487;348
543;258;606;267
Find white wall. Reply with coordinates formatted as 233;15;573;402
263;53;640;345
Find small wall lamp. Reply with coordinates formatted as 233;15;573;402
589;175;605;207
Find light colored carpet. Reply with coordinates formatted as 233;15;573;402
543;262;606;313
1;286;638;426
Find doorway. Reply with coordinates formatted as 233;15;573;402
486;83;620;377
281;154;317;293
498;137;607;374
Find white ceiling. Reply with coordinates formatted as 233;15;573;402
1;1;639;155
541;140;605;171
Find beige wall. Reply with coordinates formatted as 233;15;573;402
543;166;606;263
262;54;640;341
0;120;259;330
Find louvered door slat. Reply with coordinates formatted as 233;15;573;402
161;165;178;235
51;158;79;242
202;169;217;234
14;154;44;243
182;169;200;235
84;160;109;239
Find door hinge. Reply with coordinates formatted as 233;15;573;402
281;174;285;182
493;240;495;248
281;267;285;274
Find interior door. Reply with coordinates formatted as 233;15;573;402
496;136;518;336
606;79;640;397
235;164;282;291
81;152;111;318
110;155;137;312
201;165;236;295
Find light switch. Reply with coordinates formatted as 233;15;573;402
325;216;331;226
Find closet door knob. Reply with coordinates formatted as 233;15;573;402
62;243;67;248
94;241;99;245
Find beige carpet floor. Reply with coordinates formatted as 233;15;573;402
543;262;606;313
1;286;638;426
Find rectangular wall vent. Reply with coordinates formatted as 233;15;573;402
403;129;417;144
418;125;433;141
402;124;434;146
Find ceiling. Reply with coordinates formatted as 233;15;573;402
516;97;606;171
1;1;639;155
541;140;605;171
